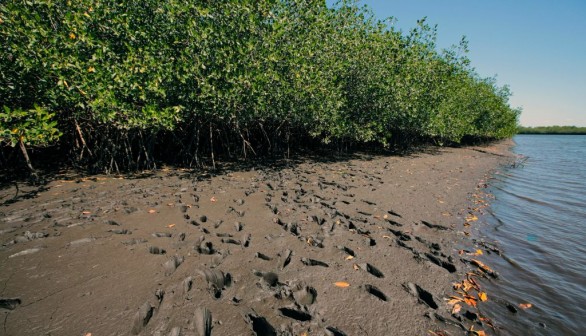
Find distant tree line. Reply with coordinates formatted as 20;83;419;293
1;0;520;174
517;126;586;135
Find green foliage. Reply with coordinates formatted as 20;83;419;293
518;126;586;134
0;105;62;147
0;0;520;172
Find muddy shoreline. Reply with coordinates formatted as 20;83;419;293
0;141;514;336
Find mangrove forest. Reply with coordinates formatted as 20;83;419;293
1;0;520;174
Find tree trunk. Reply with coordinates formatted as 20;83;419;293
18;139;35;173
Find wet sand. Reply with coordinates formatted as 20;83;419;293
0;141;513;336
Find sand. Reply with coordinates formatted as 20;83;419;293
0;141;513;336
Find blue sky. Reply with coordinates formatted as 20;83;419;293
326;0;586;126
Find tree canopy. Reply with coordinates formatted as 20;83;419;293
1;0;520;173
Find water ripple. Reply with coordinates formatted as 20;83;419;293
478;135;586;335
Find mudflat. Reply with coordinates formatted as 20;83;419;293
0;141;513;336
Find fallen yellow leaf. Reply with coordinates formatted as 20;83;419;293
451;303;461;314
167;224;176;228
464;295;477;308
462;280;474;292
446;296;462;305
352;264;359;270
345;255;354;260
479;292;488;302
69;32;76;39
334;281;350;288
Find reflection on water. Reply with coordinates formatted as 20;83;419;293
478;135;586;335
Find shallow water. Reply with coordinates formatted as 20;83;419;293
478;135;586;335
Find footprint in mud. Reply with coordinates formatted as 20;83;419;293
358;263;384;278
292;286;317;306
385;218;403;227
200;269;232;299
336;245;356;257
149;246;166;255
421;220;449;231
152;232;172;238
244;312;277;336
123;238;147;246
182;277;193;297
221;238;242;245
425;253;456;273
0;298;21;310
388;228;411;241
109;229;129;234
253;270;279;287
255;252;272;261
326;326;348;336
362;284;388;301
242;233;251;247
301;257;329;267
131;301;154;335
195;237;215;255
194;307;212;336
402;282;438;309
387;209;402;218
278;307;312;322
163;255;184;276
278;249;293;270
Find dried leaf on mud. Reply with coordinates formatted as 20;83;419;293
469;326;486;336
479;292;488;302
428;331;450;336
334;281;350;288
148;209;156;214
464;295;477;308
471;259;493;273
446;296;463;305
451;303;462;314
